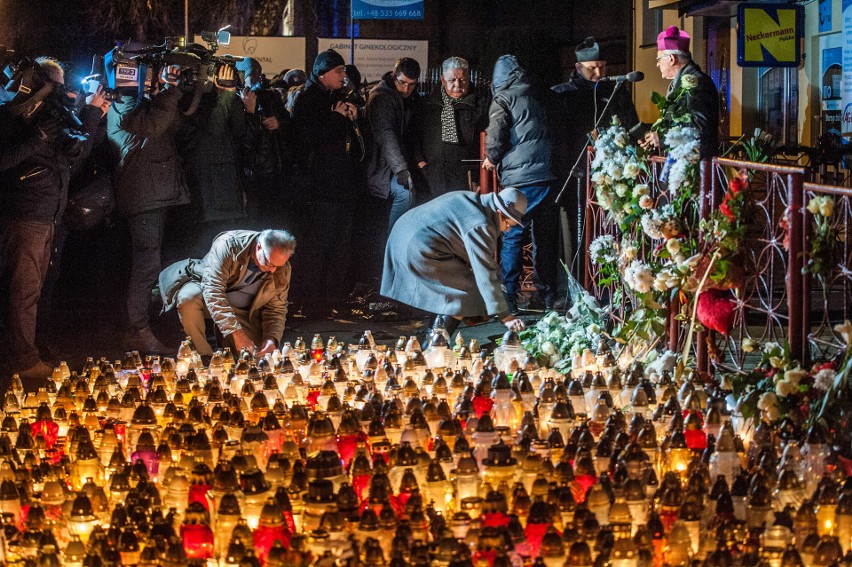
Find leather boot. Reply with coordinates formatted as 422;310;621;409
424;314;462;349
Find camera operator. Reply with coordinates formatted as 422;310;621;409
237;57;294;231
175;63;249;257
106;63;190;354
0;56;109;381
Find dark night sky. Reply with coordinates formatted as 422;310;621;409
0;0;633;86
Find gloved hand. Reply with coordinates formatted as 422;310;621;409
36;116;62;143
396;169;413;191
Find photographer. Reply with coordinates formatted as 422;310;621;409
175;63;249;256
107;63;190;354
237;57;294;231
0;56;108;381
290;49;365;317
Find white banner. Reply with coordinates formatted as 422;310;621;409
193;35;307;78
317;38;428;84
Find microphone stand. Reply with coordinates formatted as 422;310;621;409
554;78;627;206
553;78;627;308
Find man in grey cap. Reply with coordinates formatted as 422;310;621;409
381;187;528;339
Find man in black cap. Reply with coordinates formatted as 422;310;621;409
551;37;639;281
290;49;364;316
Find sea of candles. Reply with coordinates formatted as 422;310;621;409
0;328;847;567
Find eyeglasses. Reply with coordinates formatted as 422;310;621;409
395;76;418;90
257;246;289;269
656;54;672;62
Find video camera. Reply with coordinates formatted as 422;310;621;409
106;27;243;96
0;49;82;130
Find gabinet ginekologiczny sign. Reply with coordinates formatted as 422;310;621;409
351;0;424;20
317;38;428;84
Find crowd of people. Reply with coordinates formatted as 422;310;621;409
0;26;719;382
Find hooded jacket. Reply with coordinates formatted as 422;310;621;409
485;55;554;188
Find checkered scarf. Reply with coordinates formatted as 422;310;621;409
440;89;460;144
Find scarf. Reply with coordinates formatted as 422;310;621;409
440;89;460;144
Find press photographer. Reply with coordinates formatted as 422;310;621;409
0;55;109;383
106;56;190;354
238;57;294;230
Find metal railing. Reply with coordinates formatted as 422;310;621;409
584;156;852;371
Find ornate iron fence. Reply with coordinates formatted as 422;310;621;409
581;156;852;373
802;182;852;361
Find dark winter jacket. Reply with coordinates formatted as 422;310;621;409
413;85;490;199
243;87;292;178
485;55;554;188
366;73;420;199
661;60;720;158
551;71;639;178
291;81;362;202
0;103;102;222
175;89;247;222
107;87;190;216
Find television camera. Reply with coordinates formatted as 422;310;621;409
0;48;83;132
106;26;244;103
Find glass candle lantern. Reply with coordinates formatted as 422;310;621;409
68;492;97;544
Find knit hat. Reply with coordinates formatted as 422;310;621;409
283;69;307;87
312;49;346;78
657;26;690;52
493;188;528;225
575;37;601;62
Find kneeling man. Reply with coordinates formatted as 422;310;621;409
160;229;295;357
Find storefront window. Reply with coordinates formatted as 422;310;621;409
758;66;799;146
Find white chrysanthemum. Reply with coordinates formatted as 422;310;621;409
619;244;638;265
783;366;808;386
624;260;654;293
641;213;664;240
665;238;681;255
590;235;618;264
814;368;837;391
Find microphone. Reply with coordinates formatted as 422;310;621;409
598;71;644;83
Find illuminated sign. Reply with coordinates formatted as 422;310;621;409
352;0;424;20
736;3;803;67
